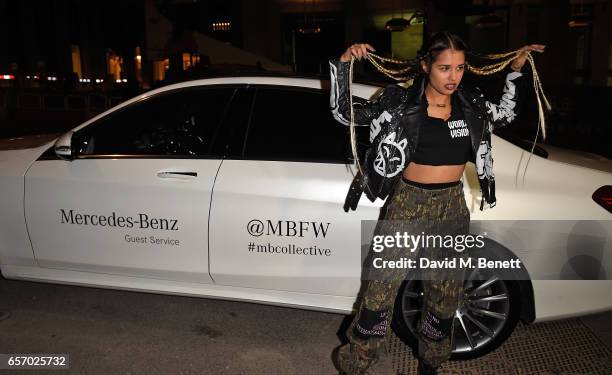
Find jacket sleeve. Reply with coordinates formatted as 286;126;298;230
483;69;525;130
329;57;401;127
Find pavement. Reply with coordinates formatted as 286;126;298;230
0;277;611;374
0;277;344;374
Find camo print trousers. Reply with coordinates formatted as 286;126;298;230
344;178;470;371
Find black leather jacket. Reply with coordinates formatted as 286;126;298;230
329;58;525;211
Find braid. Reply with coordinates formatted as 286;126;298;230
468;49;551;142
364;53;422;81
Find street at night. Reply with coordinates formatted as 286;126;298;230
1;1;611;374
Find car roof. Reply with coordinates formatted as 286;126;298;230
151;75;384;94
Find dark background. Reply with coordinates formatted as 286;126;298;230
0;0;610;159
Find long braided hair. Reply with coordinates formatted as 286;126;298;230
347;31;551;180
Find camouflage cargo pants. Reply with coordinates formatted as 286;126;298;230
339;178;470;373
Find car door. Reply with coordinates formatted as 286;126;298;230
24;85;237;283
209;84;382;296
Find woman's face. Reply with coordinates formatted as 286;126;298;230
421;48;466;95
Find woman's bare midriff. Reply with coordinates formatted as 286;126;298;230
402;162;465;183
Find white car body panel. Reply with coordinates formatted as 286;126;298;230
457;133;611;220
0;264;355;314
0;144;50;266
209;159;379;296
0;77;610;324
25;158;220;284
532;280;612;322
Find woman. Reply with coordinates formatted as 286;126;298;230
329;32;544;375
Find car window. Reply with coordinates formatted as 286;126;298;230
243;86;367;163
214;87;256;159
74;86;235;158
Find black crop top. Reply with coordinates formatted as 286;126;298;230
411;95;472;165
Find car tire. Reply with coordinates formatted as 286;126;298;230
391;250;522;360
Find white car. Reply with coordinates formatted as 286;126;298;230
1;77;611;360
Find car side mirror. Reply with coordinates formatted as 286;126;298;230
54;131;75;161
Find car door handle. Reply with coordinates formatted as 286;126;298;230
156;171;198;180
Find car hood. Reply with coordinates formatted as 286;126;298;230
0;133;61;150
539;143;612;174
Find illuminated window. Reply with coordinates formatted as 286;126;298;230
372;13;423;60
212;21;231;32
71;45;82;79
106;50;123;81
134;46;143;83
153;60;167;81
181;53;201;71
182;52;192;70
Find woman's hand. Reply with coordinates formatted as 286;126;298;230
340;43;376;63
510;44;545;72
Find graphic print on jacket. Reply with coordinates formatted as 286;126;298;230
476;141;494;181
329;61;374;127
329;59;410;181
484;71;521;124
374;132;407;178
370;111;392;142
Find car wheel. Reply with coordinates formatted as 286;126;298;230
391;254;522;360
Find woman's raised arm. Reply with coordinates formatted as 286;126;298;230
330;43;402;127
484;44;545;130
